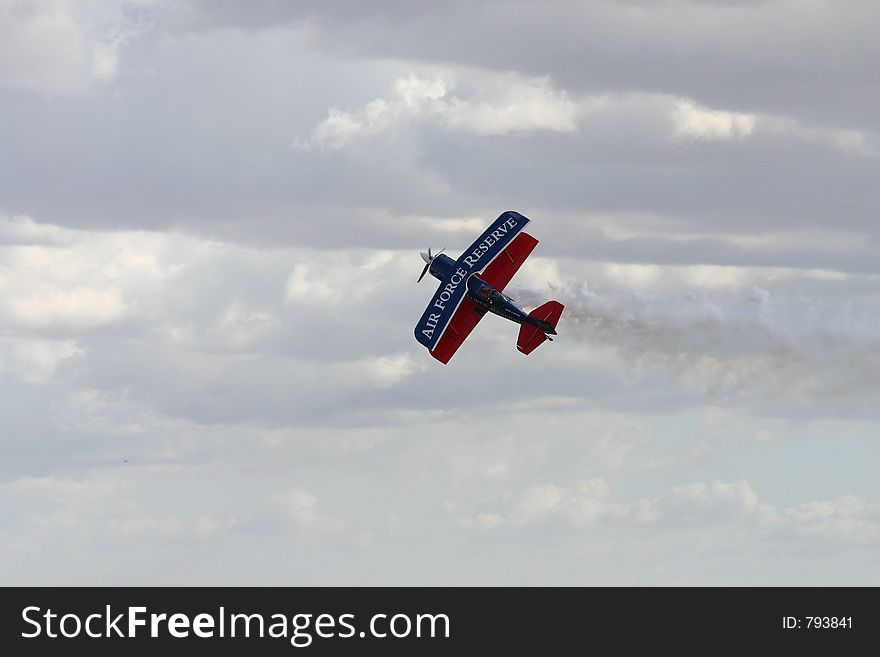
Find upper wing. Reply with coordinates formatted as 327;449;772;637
430;298;488;364
455;211;530;275
478;232;539;292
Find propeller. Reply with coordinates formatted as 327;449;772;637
417;246;444;283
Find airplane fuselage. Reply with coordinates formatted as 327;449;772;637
426;253;556;334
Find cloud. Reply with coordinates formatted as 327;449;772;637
672;99;756;141
0;0;149;95
0;215;434;433
758;496;880;545
0;338;81;385
299;69;581;149
0;469;374;584
187;0;880;132
112;514;235;543
465;478;756;534
269;487;345;535
0;214;79;245
286;263;340;304
498;479;612;530
467;477;880;551
263;486;375;550
664;479;758;525
0;215;160;331
369;353;424;388
8;286;126;330
302;72;871;165
2;19;875;245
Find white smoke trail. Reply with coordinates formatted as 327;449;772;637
512;281;880;410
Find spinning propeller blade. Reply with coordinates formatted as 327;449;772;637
417;246;444;282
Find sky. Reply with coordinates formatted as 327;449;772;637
1;0;878;585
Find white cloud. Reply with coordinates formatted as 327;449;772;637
0;215;433;439
466;479;614;532
0;216;165;330
91;39;121;81
300;68;581;149
440;74;580;136
302;72;870;159
269;487;344;535
113;514;234;542
664;479;758;525
285;263;340;304
467;477;880;551
50;387;160;436
368;353;423;388
8;285;126;330
456;474;880;580
0;214;78;245
758;496;880;545
215;303;277;348
309;107;370;150
672;99;757;141
0;337;81;384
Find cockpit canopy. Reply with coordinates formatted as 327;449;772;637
481;288;508;304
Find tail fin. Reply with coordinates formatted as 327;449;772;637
517;301;564;355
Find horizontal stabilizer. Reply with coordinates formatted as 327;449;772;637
517;301;564;355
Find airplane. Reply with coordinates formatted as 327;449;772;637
414;210;564;364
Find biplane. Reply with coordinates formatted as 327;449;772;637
414;211;564;364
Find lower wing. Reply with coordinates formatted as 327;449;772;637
430;298;488;364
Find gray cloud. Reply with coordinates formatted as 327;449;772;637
174;1;880;128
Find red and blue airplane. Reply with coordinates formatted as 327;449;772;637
414;211;564;364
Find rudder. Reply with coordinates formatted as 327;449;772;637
517;301;564;355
